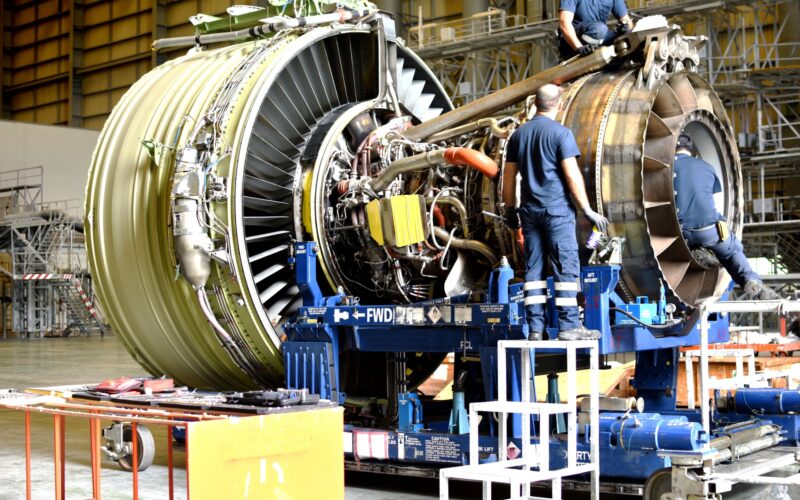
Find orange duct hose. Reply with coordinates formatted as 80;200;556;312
443;147;499;178
433;205;446;227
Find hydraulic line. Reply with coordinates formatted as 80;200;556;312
426;196;470;238
432;226;499;264
196;288;267;384
152;8;377;50
610;307;685;333
426;118;511;143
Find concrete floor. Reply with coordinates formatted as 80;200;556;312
0;336;183;500
0;336;436;500
0;336;797;499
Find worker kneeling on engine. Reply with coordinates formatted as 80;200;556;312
673;133;779;300
502;84;608;341
558;0;634;59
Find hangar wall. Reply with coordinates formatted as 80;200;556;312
0;119;98;203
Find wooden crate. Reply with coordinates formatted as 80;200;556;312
677;356;800;407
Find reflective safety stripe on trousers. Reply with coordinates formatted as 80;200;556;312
523;280;547;306
554;280;579;308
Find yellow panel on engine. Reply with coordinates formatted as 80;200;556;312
366;195;428;248
366;194;428;247
382;195;428;247
365;199;385;245
302;171;313;235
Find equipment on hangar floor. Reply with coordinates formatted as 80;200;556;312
85;4;800;498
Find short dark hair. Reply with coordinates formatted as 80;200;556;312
677;133;693;151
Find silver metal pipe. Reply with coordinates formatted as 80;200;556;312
710;424;777;450
152;9;377;51
712;433;782;463
369;149;446;192
427;117;510;143
369;147;497;193
196;288;265;383
433;226;498;263
426;195;470;237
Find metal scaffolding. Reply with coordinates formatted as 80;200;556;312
705;1;800;276
0;167;104;338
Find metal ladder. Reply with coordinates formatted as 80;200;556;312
53;279;103;336
439;340;600;500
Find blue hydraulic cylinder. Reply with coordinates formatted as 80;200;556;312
734;388;800;414
398;392;424;432
488;256;514;304
598;412;708;451
448;391;469;434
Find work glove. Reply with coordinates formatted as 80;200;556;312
578;43;598;56
503;206;519;231
583;207;609;233
616;23;631;36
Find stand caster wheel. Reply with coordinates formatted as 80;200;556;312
644;467;672;500
104;423;155;472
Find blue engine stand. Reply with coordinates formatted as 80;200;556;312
282;242;800;483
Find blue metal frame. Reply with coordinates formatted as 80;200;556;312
282;242;800;482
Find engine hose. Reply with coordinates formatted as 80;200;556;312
432;226;498;264
196;288;266;384
369;147;498;192
443;147;499;178
609;307;687;335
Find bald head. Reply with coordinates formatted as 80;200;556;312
535;84;562;113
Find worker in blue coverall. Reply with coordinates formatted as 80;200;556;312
502;84;609;341
558;0;634;59
674;133;779;300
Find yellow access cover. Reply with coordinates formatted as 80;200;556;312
383;195;427;247
365;199;385;245
366;195;429;247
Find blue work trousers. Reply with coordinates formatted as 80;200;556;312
683;226;760;287
575;21;617;46
519;204;581;333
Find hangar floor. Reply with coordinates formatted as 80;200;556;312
0;336;438;500
0;337;795;499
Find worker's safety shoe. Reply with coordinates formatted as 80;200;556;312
691;248;720;268
744;280;781;301
527;331;543;342
557;326;601;341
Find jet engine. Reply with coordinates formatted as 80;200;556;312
85;10;741;391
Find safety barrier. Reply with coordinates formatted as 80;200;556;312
0;389;227;500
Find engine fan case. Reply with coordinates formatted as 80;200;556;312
85;26;451;390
